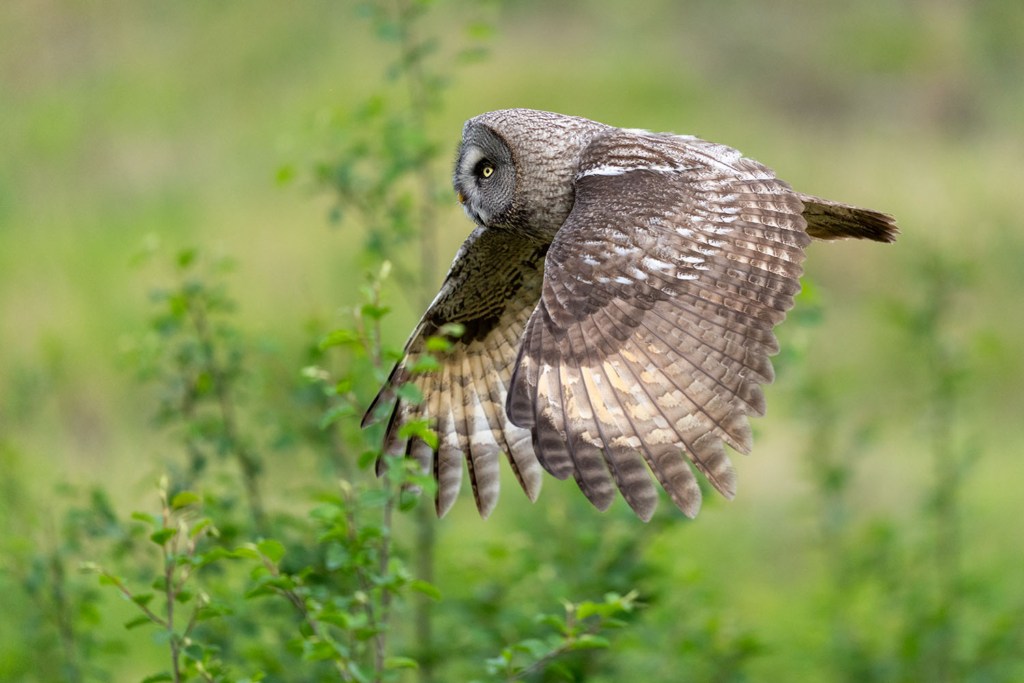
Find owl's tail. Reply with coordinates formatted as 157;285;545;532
796;193;899;243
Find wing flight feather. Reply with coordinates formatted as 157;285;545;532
508;130;810;519
363;227;547;517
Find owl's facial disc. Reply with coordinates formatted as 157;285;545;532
453;124;515;227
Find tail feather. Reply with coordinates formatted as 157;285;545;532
796;193;899;243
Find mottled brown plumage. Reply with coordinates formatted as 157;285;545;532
363;109;898;520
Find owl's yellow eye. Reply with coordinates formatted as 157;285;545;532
481;165;494;178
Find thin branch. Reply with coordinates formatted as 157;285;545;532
182;600;202;641
161;506;182;683
375;457;397;683
394;2;440;680
46;549;83;683
506;620;609;682
342;490;381;640
100;572;168;629
186;297;267;531
262;556;354;682
354;311;382;370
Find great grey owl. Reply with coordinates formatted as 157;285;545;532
363;108;898;522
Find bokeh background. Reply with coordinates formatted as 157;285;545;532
2;1;1023;681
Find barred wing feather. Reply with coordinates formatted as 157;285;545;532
507;130;811;521
363;227;547;518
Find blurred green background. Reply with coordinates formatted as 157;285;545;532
2;1;1023;681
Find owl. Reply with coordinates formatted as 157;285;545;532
363;109;897;521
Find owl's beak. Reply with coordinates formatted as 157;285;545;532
457;191;465;204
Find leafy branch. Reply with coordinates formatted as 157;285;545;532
483;592;640;682
82;477;240;683
127;246;267;532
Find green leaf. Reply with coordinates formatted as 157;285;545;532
275;164;295;186
98;574;120;587
317;611;352;628
194;547;234;567
309;503;344;523
511;638;550;659
465;22;496;40
124;615;155;630
536;614;568;634
257;539;285;563
131;593;154;607
548;662;575;680
182;644;205;662
409;580;441;601
319;404;355;429
318;328;360;350
195;602;233;621
395;382;424;405
569;634;610;650
141;674;174;683
171;491;200;509
355;626;381;641
358;450;378;470
438;322;465;338
409;355;440;374
398;491;419;512
325;543;350;571
384;656;419;670
131;512;159;527
304;640;339;661
484;651;512;675
360;303;391;320
425;336;451;352
262;576;296;590
189;518;214;538
244;585;277;600
177;248;197;269
398;419;438;450
150;528;176;545
232;546;260;560
576;601;599;621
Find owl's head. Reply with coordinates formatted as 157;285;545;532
453;109;608;240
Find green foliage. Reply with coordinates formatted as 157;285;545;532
82;476;240;683
0;454;129;682
481;592;639;682
124;245;266;531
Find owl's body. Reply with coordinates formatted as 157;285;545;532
364;109;897;521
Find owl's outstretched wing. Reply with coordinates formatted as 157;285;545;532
507;129;811;521
363;226;547;518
